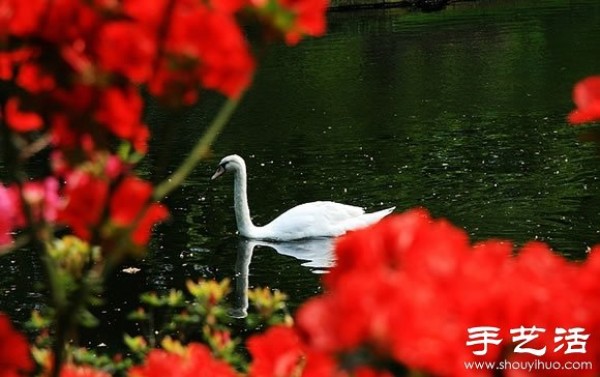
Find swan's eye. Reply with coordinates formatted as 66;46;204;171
220;161;229;169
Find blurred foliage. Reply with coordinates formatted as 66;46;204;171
27;278;292;375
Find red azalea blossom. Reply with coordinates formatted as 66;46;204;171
148;59;201;106
110;176;168;246
109;176;153;225
0;313;34;376
50;115;90;152
57;172;166;246
38;0;99;45
95;87;149;152
210;0;248;14
247;325;393;376
1;0;326;156
16;62;56;93
60;364;111;377
162;1;255;99
295;209;600;377
58;172;109;240
4;97;44;132
0;0;47;37
569;76;600;124
0;53;11;80
130;203;168;246
128;343;237;377
196;10;255;97
122;0;169;34
248;326;305;377
279;0;328;45
95;21;156;83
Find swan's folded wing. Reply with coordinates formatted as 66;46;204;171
264;201;365;239
337;207;395;231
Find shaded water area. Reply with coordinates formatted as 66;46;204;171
2;0;600;348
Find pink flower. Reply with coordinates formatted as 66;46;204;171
0;185;17;245
10;177;60;227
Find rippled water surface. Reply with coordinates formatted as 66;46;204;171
2;0;600;347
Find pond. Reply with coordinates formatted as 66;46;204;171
2;0;600;350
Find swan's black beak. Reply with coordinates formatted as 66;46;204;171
211;165;226;180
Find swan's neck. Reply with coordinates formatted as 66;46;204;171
233;165;258;237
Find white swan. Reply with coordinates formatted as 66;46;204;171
211;155;395;241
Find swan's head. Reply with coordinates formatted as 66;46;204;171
211;154;245;180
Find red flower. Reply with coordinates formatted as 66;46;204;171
248;325;345;377
60;364;111;377
16;63;56;94
296;209;600;376
210;0;248;14
95;87;149;152
58;172;109;240
0;313;34;376
196;10;255;98
148;59;200;106
128;343;237;377
95;22;156;83
279;0;328;45
49;85;96;152
109;176;152;225
0;0;47;37
110;176;168;246
161;2;255;99
4;97;43;132
38;0;99;44
123;0;169;34
130;203;168;246
248;326;304;377
569;76;600;124
0;53;11;80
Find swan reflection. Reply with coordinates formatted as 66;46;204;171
228;238;335;318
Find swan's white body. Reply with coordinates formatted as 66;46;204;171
212;155;395;241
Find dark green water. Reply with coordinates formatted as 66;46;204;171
3;0;600;348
